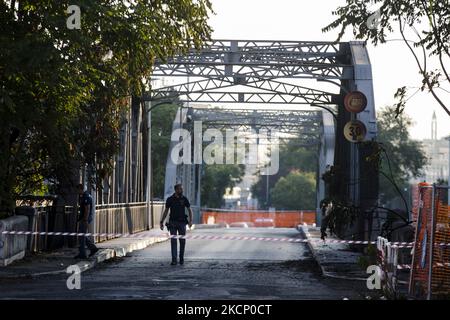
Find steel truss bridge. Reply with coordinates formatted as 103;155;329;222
87;40;378;234
186;108;322;141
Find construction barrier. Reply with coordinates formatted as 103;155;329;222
201;209;316;228
409;184;450;299
377;236;413;298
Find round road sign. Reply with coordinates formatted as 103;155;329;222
344;91;368;113
343;120;367;143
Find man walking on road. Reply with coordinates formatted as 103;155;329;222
160;184;193;265
75;184;99;259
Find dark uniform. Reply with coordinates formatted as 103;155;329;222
165;193;190;263
77;191;98;258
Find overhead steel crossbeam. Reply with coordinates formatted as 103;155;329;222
184;108;322;144
151;40;351;80
147;40;348;106
155;91;328;105
149;77;337;105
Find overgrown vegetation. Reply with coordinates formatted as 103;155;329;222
324;0;450;117
0;0;213;214
320;105;427;238
201;164;245;208
251;139;317;209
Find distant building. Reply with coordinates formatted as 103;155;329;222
415;112;449;184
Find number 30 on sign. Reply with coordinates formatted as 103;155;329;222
343;120;367;142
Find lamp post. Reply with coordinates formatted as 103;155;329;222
144;100;175;230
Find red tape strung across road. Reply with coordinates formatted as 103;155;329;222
2;229;450;248
7;230;450;270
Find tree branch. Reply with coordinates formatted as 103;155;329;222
399;16;450;116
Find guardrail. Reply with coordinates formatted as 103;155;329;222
12;201;165;253
14;205;78;253
377;237;399;297
94;202;164;242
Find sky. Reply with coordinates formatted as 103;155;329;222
207;0;450;141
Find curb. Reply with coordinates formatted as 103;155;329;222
298;225;367;282
0;235;170;280
297;225;328;277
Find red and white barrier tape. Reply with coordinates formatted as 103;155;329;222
0;230;377;244
3;230;450;248
396;264;411;270
2;230;450;248
0;230;311;243
396;262;450;270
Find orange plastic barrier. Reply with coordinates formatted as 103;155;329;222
201;210;316;228
409;184;450;299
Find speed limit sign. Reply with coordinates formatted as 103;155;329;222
343;120;367;142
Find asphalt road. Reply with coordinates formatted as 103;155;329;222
0;228;371;300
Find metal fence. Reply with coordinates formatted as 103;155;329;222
14;201;165;253
14;205;78;253
94;202;164;242
377;237;411;299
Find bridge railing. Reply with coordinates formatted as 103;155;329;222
13;201;166;252
95;202;146;242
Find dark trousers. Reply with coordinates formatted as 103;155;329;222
79;221;97;257
168;221;187;261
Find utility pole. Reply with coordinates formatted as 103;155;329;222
145;99;176;229
145;101;152;230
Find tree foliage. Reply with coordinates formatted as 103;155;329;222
270;171;316;210
0;0;213;213
201;164;245;208
251;139;317;208
324;0;450;116
376;105;428;205
151;103;179;199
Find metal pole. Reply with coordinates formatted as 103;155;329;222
180;105;183;185
146;101;151;230
427;184;436;300
88;164;97;243
447;137;450;202
409;185;422;296
196;164;202;224
349;111;362;240
150;105;154;229
144;100;174;229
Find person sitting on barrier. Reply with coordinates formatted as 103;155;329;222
160;184;193;265
74;184;99;259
